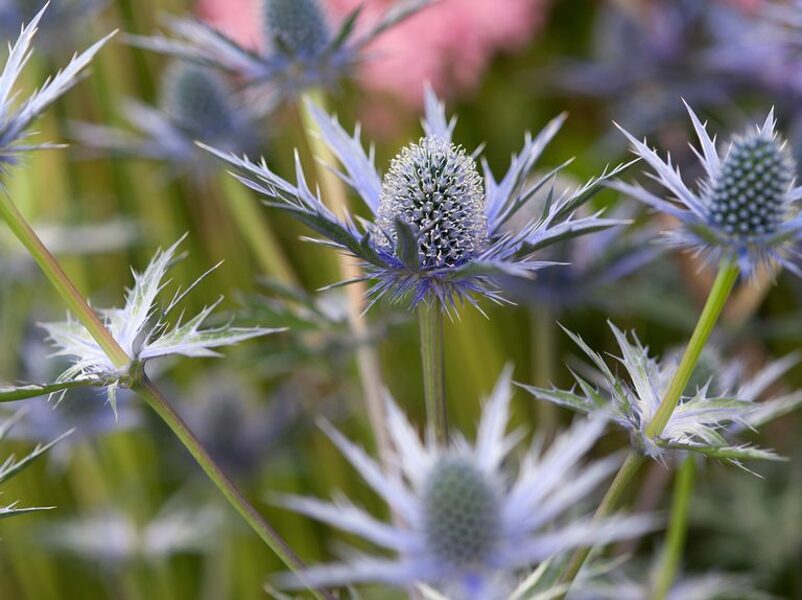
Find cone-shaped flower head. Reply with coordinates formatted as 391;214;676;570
376;137;488;269
708;131;794;242
263;0;330;59
519;322;802;466
203;89;629;312
271;369;655;597
160;62;237;141
613;104;802;276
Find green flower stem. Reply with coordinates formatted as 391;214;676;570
557;259;740;596
650;457;696;600
0;193;331;600
644;260;740;438
299;88;394;469
557;452;645;592
418;303;448;444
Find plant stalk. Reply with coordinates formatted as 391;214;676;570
299;88;394;468
417;304;448;444
650;457;696;600
557;259;739;595
0;192;330;600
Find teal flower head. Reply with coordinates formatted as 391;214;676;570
204;89;629;313
612;103;802;277
128;0;433;98
71;61;260;180
271;369;656;598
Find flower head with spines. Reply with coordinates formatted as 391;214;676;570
70;60;260;180
38;237;279;414
126;0;434;98
270;368;656;598
0;4;114;169
203;88;629;313
519;322;802;466
611;103;802;276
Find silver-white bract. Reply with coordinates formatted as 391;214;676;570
0;3;114;166
272;369;656;599
611;102;802;276
41;237;278;413
203;88;628;313
519;322;801;464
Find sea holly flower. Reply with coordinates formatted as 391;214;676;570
71;61;259;178
612;103;802;276
204;89;628;312
519;322;801;464
0;4;114;168
37;237;278;413
39;500;224;564
270;369;656;598
127;0;433;96
0;409;70;520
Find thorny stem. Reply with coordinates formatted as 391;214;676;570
418;303;449;444
0;192;330;600
532;306;558;436
556;452;645;592
644;260;740;438
650;457;696;600
557;259;739;595
299;88;395;469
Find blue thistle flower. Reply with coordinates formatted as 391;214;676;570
263;0;330;59
271;369;656;597
519;322;802;465
203;89;629;312
71;61;259;179
0;1;106;50
126;0;433;96
0;5;113;169
612;104;802;276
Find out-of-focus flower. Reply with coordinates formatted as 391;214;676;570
205;89;627;312
71;61;261;180
39;500;224;565
0;410;70;520
612;104;802;277
37;237;278;413
0;0;106;51
570;569;771;600
271;368;656;597
0;5;113;169
128;0;432;98
174;372;304;478
195;0;549;108
519;323;800;464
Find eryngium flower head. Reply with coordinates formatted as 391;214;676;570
264;0;330;59
376;136;487;269
127;1;433;97
271;369;655;597
520;322;802;465
203;88;628;312
40;237;278;413
612;103;802;276
70;61;258;179
0;5;113;168
160;62;237;141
